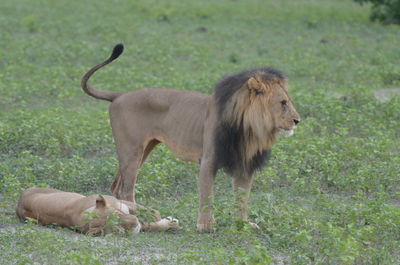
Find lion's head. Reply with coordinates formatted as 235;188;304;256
214;67;300;176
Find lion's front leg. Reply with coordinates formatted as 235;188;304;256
196;158;217;232
232;176;259;229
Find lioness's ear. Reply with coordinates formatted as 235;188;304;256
96;195;108;209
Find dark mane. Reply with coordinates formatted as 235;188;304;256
214;121;272;176
213;67;286;176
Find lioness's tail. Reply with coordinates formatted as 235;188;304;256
81;44;125;102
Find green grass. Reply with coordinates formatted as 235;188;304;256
1;0;400;264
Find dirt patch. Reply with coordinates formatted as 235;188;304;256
0;224;20;233
373;88;400;103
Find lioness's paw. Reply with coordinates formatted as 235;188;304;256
165;216;180;229
166;216;179;224
157;217;180;231
248;221;260;230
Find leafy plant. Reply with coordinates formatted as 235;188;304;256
354;0;400;24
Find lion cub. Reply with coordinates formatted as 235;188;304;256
16;188;179;235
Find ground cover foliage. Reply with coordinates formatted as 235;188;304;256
0;0;399;264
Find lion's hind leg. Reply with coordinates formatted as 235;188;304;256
140;139;160;167
111;137;160;202
113;147;143;202
110;170;122;197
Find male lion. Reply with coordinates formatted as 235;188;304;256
81;44;300;232
16;187;180;235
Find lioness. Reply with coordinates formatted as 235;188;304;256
16;188;180;235
81;44;300;231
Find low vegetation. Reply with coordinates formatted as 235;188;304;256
1;0;399;264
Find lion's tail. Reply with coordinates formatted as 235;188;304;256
81;44;125;102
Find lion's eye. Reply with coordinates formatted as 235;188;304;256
281;100;288;106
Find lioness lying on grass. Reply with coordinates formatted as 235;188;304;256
16;188;180;235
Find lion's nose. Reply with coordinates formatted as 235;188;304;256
294;119;300;125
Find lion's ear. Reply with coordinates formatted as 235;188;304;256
96;195;108;209
247;77;267;94
247;77;261;90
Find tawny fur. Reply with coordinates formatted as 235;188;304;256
81;44;300;232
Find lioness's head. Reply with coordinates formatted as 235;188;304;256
85;195;140;235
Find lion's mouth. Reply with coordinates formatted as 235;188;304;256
279;128;295;137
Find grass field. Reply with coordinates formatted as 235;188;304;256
1;0;400;264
